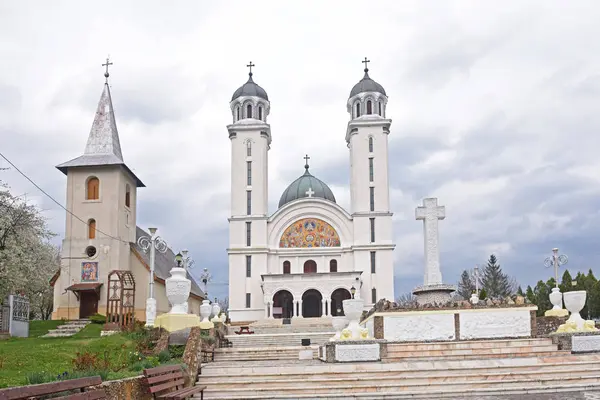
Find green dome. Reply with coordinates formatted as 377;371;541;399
279;165;336;208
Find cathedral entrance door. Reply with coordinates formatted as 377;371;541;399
272;290;294;319
79;291;98;319
302;289;322;318
330;288;351;316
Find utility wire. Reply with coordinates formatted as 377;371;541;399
0;151;130;245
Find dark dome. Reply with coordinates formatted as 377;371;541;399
232;73;269;101
349;69;386;98
279;165;336;208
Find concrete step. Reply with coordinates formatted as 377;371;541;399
386;338;553;350
385;344;559;358
42;320;90;338
213;346;319;361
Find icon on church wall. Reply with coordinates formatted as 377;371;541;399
279;218;341;248
81;262;99;282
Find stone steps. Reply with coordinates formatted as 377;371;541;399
386;337;552;350
214;346;318;361
384;349;570;362
43;320;90;338
225;332;334;348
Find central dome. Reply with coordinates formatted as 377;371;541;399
231;72;269;101
278;163;336;208
349;68;386;98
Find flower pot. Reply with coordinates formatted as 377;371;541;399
330;316;348;341
211;303;221;322
564;290;586;329
549;287;563;310
342;298;366;340
200;300;212;323
165;267;191;314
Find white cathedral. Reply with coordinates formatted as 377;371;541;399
227;62;396;322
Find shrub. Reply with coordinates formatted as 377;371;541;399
72;352;100;372
157;350;171;363
89;313;107;324
169;345;185;358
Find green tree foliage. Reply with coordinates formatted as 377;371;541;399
533;280;552;316
559;270;574;293
480;254;515;298
457;269;476;299
517;286;525;296
525;285;536;304
479;287;487;300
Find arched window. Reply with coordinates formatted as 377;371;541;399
125;184;131;208
303;260;317;273
246;141;252;157
283;260;291;274
366;100;372;114
372;287;377;303
87;177;99;200
368;136;374;153
378;102;382;116
236;106;240;121
258;106;263;121
88;219;96;239
329;259;338;273
247;104;252;118
355;102;360;118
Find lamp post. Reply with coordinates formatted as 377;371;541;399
137;228;168;327
200;268;212;297
350;285;356;299
181;249;195;273
544;247;569;316
544;248;568;288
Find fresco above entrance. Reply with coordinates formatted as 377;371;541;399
279;218;341;248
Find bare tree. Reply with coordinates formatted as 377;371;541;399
395;292;415;306
217;297;229;314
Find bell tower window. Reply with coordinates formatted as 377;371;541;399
88;219;96;239
378;102;382;116
355;102;360;118
366;100;372;114
236;106;240;121
368;137;373;153
125;184;131;208
247;104;252;118
258;106;263;121
86;177;99;200
283;260;291;274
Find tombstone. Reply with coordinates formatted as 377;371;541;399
1;294;30;338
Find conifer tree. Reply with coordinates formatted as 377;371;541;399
525;285;536;304
480;254;514;298
560;269;574;293
479;287;487;300
534;280;552;316
457;269;476;299
517;286;525;296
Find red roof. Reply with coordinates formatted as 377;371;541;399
66;283;103;291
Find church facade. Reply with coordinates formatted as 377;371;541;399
227;62;396;322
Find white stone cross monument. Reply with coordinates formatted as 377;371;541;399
416;198;445;286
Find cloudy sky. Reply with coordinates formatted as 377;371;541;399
2;1;600;301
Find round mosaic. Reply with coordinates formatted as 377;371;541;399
279;218;341;248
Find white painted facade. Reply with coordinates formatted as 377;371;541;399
228;70;396;322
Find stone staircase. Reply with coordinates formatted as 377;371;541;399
224;331;334;348
196;338;600;399
43;320;90;337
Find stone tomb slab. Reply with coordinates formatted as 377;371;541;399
572;333;600;353
319;340;385;363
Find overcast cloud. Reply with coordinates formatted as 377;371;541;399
2;1;600;301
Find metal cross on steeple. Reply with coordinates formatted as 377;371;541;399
246;61;255;75
362;57;370;72
102;56;113;82
304;154;310;169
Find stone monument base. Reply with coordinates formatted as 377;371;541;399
319;340;386;363
413;284;456;305
544;308;569;317
155;313;201;332
550;331;600;353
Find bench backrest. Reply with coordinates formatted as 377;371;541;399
144;365;185;397
0;376;104;400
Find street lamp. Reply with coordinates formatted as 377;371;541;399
181;249;195;273
200;268;212;296
544;248;568;288
350;286;356;299
543;247;569;316
474;265;480;296
137;228;168;327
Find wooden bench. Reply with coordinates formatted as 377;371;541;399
143;365;206;400
0;376;106;400
234;326;254;335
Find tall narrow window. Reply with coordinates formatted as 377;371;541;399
366;100;372;114
369;187;375;212
246;255;252;278
246;141;252;157
370;251;376;273
246;293;251;308
246;222;252;246
368;136;373;153
355;102;360;118
370;218;375;243
283;260;291;274
247;104;252;118
247;161;252;186
329;259;338;273
87;177;99;200
246;191;251;215
88;219;96;239
369;158;374;182
378;102;382;116
258;106;263;121
236;106;240;121
371;288;377;304
125;184;131;208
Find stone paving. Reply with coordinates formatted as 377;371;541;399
454;392;600;400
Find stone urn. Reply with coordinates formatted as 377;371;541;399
564;290;587;329
549;287;563;310
211;302;222;323
166;267;191;314
469;293;479;305
342;298;366;340
200;300;212;324
330;316;348;341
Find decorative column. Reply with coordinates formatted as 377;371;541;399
264;302;269;319
137;228;168;327
269;302;274;319
321;298;327;317
298;300;303;318
544;248;569;317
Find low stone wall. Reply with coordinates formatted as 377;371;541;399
536;316;568;337
361;307;538;342
550;331;600;352
92;376;151;400
182;327;202;386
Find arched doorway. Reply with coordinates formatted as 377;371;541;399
330;288;351;316
302;289;322;318
273;290;294;319
304;260;317;273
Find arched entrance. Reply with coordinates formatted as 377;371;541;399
303;260;317;273
330;288;351;316
272;290;294;319
302;289;322;318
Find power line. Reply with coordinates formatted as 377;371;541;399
0;151;130;245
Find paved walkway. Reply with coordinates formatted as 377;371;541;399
456;392;600;400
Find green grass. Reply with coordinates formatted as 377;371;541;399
28;320;65;337
0;332;139;388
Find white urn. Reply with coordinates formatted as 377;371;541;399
330;316;348;341
564;290;587;329
342;298;366;340
549;287;563;310
211;302;221;322
470;293;479;305
165;267;191;314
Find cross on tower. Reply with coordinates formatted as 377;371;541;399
102;56;113;82
362;57;370;72
415;198;446;286
303;154;310;169
246;61;255;75
305;187;315;198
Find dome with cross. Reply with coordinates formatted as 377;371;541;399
278;156;336;208
231;61;269;101
349;57;386;99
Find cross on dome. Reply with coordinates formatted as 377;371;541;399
362;57;370;72
246;61;255;76
304;154;310;170
102;56;113;82
305;187;315;198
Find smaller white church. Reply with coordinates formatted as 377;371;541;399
227;61;396;322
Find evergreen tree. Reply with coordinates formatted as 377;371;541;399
533;280;552;316
480;254;514;298
525;285;536;304
517;286;525;296
559;269;574;293
457;269;476;299
479;287;487;300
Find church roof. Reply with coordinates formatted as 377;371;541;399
349;68;386;98
56;82;145;187
231;72;269;101
132;226;205;299
278;162;336;208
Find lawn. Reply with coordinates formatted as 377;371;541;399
28;320;65;337
0;325;139;388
